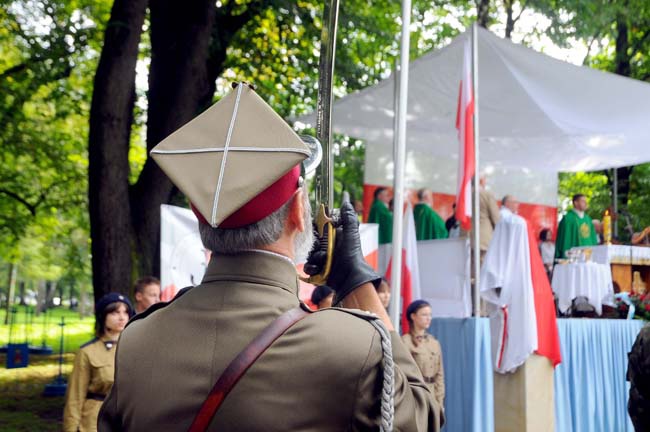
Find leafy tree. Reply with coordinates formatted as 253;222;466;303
0;0;104;310
87;0;477;300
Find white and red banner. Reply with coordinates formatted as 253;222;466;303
161;204;379;304
160;205;210;301
455;37;475;231
384;204;421;332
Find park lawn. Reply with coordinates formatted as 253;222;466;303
0;306;95;354
0;353;74;431
0;308;94;430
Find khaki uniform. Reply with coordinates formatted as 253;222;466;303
401;333;445;410
64;338;117;432
99;251;440;431
479;189;501;252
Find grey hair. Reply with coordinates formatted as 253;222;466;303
199;195;294;254
199;190;304;254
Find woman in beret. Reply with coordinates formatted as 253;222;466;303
401;300;445;416
63;293;133;432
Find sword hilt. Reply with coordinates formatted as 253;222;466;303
300;204;337;285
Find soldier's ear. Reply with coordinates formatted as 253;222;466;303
287;189;306;233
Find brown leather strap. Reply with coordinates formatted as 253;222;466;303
187;307;310;432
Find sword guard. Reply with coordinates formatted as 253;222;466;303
300;204;336;286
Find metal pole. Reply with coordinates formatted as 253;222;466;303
393;59;400;165
613;168;619;238
389;0;412;331
472;23;481;317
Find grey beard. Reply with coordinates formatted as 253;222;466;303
294;196;314;263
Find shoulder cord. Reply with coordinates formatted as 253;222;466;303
369;318;394;432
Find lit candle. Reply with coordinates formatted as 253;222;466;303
603;210;612;244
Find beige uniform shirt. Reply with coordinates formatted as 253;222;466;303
401;333;445;410
479;189;501;251
64;338;117;432
99;251;440;431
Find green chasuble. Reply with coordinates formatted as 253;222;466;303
413;203;449;240
555;209;599;259
368;199;393;244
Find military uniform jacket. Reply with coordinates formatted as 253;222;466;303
64;337;117;432
99;250;439;431
478;189;500;251
401;333;445;410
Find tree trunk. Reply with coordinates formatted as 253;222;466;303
615;17;631;77
18;281;26;306
88;0;147;303
129;0;218;279
3;263;17;325
504;0;514;39
477;0;490;28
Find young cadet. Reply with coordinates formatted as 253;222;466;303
64;293;133;432
99;83;439;431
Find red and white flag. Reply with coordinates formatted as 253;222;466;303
385;203;420;333
455;38;475;231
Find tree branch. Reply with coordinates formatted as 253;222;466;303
0;188;37;216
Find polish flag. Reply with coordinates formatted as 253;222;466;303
385;203;421;333
455;37;475;231
527;224;562;367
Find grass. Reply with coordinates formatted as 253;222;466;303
0;306;94;430
0;305;95;354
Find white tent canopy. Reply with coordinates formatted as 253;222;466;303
297;28;650;206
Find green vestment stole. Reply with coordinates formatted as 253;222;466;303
554;209;598;259
368;199;393;245
413;203;449;241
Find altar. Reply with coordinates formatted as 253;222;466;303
573;245;650;293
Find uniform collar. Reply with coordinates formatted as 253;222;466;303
201;250;300;296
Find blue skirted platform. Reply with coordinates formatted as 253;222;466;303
554;319;645;432
429;317;645;432
429;318;494;432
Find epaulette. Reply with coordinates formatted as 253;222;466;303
321;306;381;322
126;285;194;328
80;337;99;349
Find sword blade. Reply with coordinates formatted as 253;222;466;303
315;0;340;210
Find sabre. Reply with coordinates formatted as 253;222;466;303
301;0;340;285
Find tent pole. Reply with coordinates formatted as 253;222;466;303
613;168;618;238
472;22;481;317
389;0;412;331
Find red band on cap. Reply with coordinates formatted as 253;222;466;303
193;164;301;229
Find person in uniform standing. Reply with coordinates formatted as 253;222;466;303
63;293;133;432
401;300;445;418
99;83;440;431
477;175;500;260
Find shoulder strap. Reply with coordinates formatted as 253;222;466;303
187;306;310;432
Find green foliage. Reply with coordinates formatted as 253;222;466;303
0;0;110;295
627;163;650;232
558;171;610;219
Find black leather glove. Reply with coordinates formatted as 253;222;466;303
304;198;381;304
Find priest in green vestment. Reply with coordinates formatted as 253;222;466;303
555;193;599;259
413;189;448;240
368;187;393;244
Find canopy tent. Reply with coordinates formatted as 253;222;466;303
297;27;650;206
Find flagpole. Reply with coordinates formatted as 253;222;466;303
472;22;481;317
389;0;411;331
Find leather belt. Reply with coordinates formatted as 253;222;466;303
423;376;435;384
87;392;106;401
